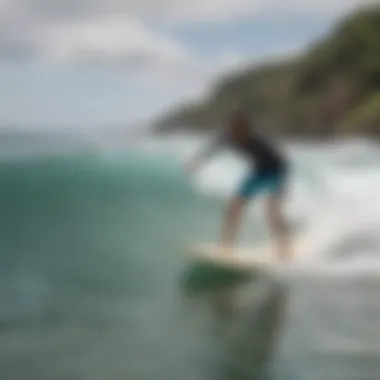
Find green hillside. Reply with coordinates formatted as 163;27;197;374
155;7;380;136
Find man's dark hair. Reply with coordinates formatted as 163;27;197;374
230;108;250;125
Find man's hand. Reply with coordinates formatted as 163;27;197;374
184;157;200;175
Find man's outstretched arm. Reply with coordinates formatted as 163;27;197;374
185;134;224;173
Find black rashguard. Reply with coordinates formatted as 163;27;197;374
203;132;287;175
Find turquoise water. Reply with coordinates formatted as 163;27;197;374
0;146;253;379
1;134;380;380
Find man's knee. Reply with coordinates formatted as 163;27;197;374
228;197;246;215
273;216;287;233
267;197;287;231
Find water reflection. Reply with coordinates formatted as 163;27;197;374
182;267;287;380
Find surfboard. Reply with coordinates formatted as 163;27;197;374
184;239;303;272
184;244;273;271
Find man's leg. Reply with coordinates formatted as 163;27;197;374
219;196;246;248
266;192;291;261
219;171;260;251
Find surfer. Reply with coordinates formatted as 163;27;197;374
185;110;291;261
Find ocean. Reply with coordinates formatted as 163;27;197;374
0;129;380;380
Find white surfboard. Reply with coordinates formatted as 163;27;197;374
184;238;304;272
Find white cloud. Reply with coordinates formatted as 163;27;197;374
42;15;190;68
5;0;375;24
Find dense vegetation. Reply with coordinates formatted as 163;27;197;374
155;7;380;136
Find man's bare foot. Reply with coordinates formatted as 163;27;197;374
276;248;293;262
218;242;233;255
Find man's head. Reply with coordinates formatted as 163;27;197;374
226;110;251;140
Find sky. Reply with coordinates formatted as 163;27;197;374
0;0;376;129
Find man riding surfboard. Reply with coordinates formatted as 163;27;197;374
186;110;291;261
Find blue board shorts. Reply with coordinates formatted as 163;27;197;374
237;170;286;199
